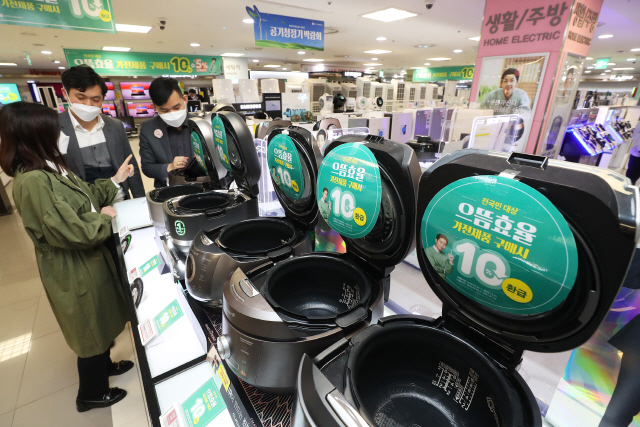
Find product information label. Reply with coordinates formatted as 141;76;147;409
140;255;161;277
267;134;304;200
154;300;184;335
211;116;231;172
191;131;207;173
421;175;578;315
181;378;226;427
138;318;157;346
316;143;381;239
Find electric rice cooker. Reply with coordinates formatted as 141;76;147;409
163;111;261;255
216;134;422;393
185;125;319;308
292;149;639;427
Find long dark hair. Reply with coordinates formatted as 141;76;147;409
0;102;67;177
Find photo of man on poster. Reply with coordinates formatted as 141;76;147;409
425;233;455;280
480;68;532;116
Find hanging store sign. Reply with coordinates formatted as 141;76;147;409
594;58;609;69
64;49;221;76
0;0;116;33
246;5;324;51
412;66;475;82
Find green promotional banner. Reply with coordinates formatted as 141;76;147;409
0;0;116;33
0;83;21;104
211;116;231;172
154;300;184;335
421;175;578;315
316;143;381;239
64;49;221;76
181;378;226;427
412;66;475;82
191;131;207;174
267;134;304;200
139;254;161;277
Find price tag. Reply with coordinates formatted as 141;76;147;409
267;134;305;200
118;225;129;238
138;317;158;346
212;115;232;172
316;143;381;239
127;267;141;284
181;378;227;427
160;403;187;427
190;131;207;173
154;299;184;335
421;175;578;315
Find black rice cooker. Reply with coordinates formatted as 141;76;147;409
216;134;422;394
185;125;319;308
292;149;639;427
163;111;261;255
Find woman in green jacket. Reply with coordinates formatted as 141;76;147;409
0;102;133;412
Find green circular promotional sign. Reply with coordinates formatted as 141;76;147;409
316;143;381;239
267;134;305;200
190;131;207;173
422;175;578;316
212;116;232;172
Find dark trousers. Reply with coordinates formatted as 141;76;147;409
626;154;640;185
77;348;112;399
599;350;640;426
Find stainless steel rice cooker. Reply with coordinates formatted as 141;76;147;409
216;134;422;393
292;149;639;427
185;125;319;307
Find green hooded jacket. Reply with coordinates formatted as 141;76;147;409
425;246;454;280
12;167;128;358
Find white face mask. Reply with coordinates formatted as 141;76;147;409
65;87;101;122
159;106;187;128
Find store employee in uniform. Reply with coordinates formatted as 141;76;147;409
139;77;195;188
59;65;145;200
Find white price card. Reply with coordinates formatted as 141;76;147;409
138;317;158;346
118;225;130;238
160;403;186;427
127;267;141;284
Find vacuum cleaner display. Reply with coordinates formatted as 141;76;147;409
163;111;261;255
217;134;422;393
185;126;319;307
293;149;639;427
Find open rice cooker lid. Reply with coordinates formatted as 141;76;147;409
188;117;230;189
148;184;204;204
174;191;233;215
417;149;639;355
319;134;421;273
265;125;319;230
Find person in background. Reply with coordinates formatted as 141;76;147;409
0;102;134;412
188;89;204;102
139;78;195;188
625;121;640;185
59;65;144;200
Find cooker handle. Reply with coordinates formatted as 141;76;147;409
335;307;367;329
326;390;371;427
204;208;226;218
267;246;292;262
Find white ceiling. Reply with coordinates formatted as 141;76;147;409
0;0;638;79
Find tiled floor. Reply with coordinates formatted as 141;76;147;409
0;137;151;427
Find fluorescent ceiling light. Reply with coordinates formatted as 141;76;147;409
103;46;131;51
264;64;280;68
598;34;613;38
586;57;593;60
607;63;616;66
605;70;611;72
428;57;451;61
243;18;254;24
587;66;593;69
631;48;640;52
0;63;17;66
600;72;606;75
115;24;152;33
190;43;200;47
252;59;259;62
468;36;481;41
613;67;635;70
58;66;65;69
41;51;52;54
282;68;287;70
54;60;60;64
371;57;378;60
364;50;391;54
628;58;636;61
221;53;244;57
424;63;431;66
453;49;463;53
376;36;387;41
298;51;305;54
303;58;324;62
584;70;592;73
362;8;417;22
364;63;382;66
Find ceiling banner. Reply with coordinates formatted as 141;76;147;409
246;5;324;51
64;49;222;76
412;66;475;82
0;0;116;33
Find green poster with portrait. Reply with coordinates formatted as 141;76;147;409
316;143;381;239
211;116;232;172
421;175;578;316
191;131;207;173
267;134;304;200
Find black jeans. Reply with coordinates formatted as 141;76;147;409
626;154;640;185
599;349;640;426
77;348;112;399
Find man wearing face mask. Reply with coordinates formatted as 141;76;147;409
59;66;145;200
139;77;195;188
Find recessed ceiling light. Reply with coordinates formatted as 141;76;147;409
54;60;60;64
631;48;640;52
364;50;391;54
103;46;131;52
376;37;387;41
364;63;382;66
362;8;417;22
298;51;305;55
41;51;52;54
628;58;636;61
115;24;152;33
414;45;430;49
58;66;65;69
264;64;280;68
453;49;463;53
190;43;200;47
371;57;378;60
613;67;635;70
598;34;613;38
0;63;17;66
586;57;593;60
605;70;611;72
468;36;481;41
243;18;254;24
221;53;244;57
252;59;259;63
428;57;451;61
303;58;324;62
587;66;593;69
584;70;592;73
282;68;288;70
424;63;431;66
